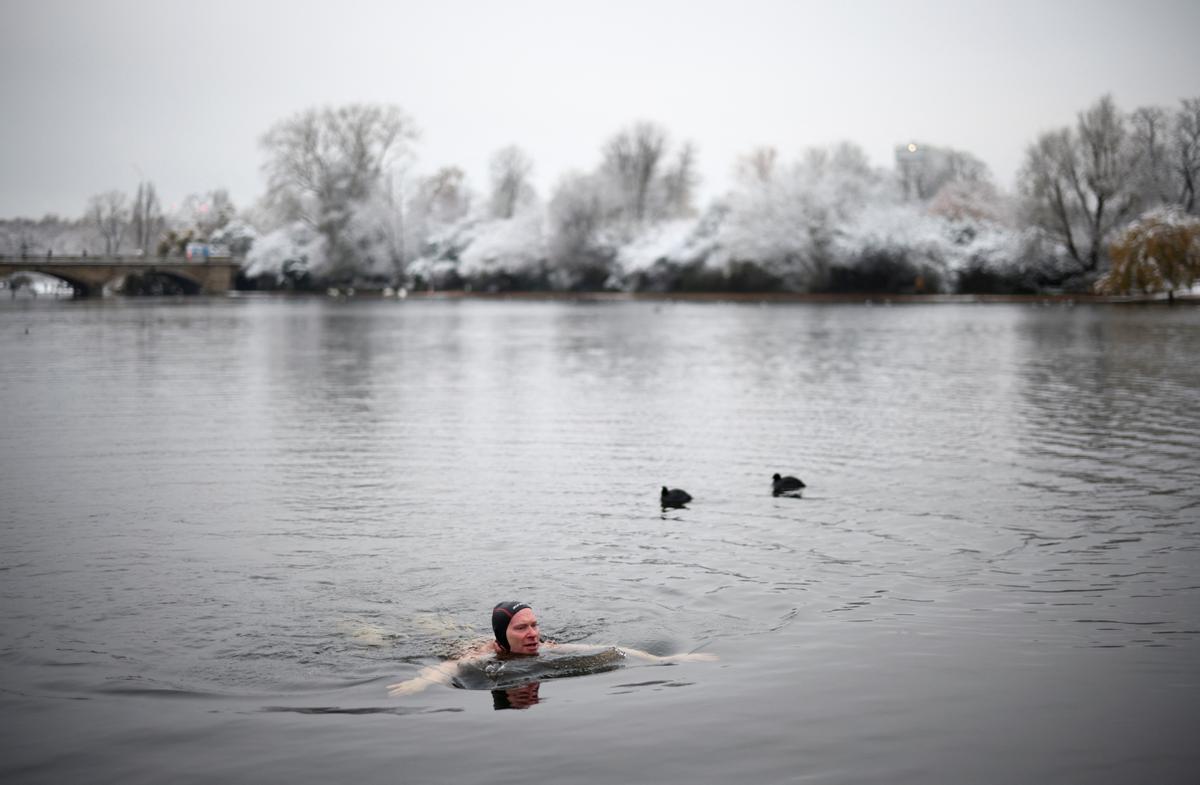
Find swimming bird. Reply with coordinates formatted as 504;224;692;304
661;486;693;508
772;473;806;496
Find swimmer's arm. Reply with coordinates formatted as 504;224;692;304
618;646;718;663
387;644;498;697
550;641;717;663
386;660;459;696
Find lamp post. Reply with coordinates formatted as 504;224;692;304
896;142;926;200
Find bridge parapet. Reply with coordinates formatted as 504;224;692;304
0;255;240;295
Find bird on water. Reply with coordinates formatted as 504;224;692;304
772;473;806;496
661;486;693;508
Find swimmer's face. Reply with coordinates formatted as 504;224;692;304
506;607;540;655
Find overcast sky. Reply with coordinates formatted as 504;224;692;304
2;0;1198;218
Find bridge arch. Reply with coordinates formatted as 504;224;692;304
0;267;93;295
110;269;204;295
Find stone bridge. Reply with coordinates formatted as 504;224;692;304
0;255;239;296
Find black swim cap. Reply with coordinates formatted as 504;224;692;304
491;601;532;651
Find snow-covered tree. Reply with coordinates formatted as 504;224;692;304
342;188;414;284
660;141;699;219
928;179;1012;227
735;146;780;185
1172;98;1200;213
1019;94;1140;282
414;167;471;228
129;181;163;255
86;190;129;255
1;215;102;257
179;189;236;240
1128;106;1174;208
546;172;612;288
405;166;474;264
599;121;669;225
716;142;888;290
895;142;989;201
260;103;417;282
488;145;535;220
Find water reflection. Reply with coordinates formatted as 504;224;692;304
492;682;541;710
262;704;459;716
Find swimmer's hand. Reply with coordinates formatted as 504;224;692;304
386;678;430;697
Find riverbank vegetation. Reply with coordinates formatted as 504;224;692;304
2;94;1198;298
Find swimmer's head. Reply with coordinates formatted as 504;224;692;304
492;601;539;655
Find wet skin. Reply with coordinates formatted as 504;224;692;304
504;607;540;655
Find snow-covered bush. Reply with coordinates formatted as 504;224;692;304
242;222;323;289
209;218;258;257
458;211;547;284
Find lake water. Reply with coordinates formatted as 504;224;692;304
1;297;1198;784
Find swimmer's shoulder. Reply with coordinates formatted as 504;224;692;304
460;639;501;660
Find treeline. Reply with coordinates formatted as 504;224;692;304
3;94;1198;297
0;188;252;260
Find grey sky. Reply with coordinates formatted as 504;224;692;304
2;0;1198;218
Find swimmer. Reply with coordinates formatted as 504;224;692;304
386;601;717;696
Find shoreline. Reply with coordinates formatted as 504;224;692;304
232;289;1200;306
5;288;1197;306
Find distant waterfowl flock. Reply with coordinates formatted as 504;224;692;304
660;473;805;508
